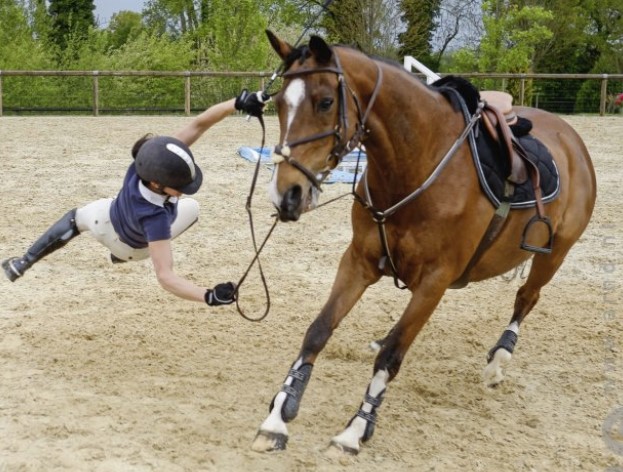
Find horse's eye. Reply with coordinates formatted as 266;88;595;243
317;98;334;113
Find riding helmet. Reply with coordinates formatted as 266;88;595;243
134;136;203;195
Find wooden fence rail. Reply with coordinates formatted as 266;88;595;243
0;70;622;117
0;70;270;117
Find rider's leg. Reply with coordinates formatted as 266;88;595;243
2;208;80;281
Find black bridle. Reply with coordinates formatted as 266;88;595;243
272;49;383;190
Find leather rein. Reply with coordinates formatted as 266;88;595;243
356;99;484;289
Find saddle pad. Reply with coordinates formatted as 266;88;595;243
473;127;560;209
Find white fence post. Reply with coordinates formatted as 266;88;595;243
403;56;440;84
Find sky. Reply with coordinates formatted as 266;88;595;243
93;0;145;27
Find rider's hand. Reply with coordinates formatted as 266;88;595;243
205;282;237;306
235;89;270;117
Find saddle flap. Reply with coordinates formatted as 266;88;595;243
482;105;528;185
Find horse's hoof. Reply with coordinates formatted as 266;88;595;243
326;440;359;457
251;430;288;452
482;348;512;387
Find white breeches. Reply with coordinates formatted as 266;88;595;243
74;198;200;262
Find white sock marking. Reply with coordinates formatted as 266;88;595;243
507;321;520;334
331;369;389;451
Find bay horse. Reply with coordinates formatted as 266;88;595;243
252;30;596;455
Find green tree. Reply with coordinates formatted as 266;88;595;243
322;0;402;57
0;0;50;68
28;0;53;43
502;0;621;112
106;10;145;50
582;0;623;73
47;0;96;51
478;1;553;74
448;0;553;101
202;0;269;70
398;0;442;69
143;0;206;36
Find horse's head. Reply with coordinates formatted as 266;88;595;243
266;30;363;222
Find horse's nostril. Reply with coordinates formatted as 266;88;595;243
280;185;303;221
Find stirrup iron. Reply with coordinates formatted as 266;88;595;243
520;214;553;254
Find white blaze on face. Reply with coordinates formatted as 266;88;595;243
269;78;307;207
284;78;306;137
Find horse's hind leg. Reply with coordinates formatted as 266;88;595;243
483;244;573;386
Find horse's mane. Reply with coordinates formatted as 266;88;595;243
283;44;312;71
286;41;481;118
333;46;480;112
286;40;406;74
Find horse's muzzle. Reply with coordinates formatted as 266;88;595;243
278;185;303;222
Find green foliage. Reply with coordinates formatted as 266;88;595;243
585;0;623;74
446;1;553;101
479;1;553;73
47;0;96;52
106;11;145;51
143;0;196;37
100;33;195;111
2;0;618;115
322;0;400;58
441;0;622;113
107;32;194;70
0;0;49;69
398;0;442;69
575;53;623;113
202;0;269;70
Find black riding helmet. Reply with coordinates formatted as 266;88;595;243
134;136;203;195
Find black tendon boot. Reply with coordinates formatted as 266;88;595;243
2;208;80;282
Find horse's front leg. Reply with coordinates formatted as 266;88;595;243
251;245;379;452
328;279;447;455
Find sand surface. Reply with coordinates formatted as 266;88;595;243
1;115;622;471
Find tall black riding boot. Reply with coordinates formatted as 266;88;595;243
2;208;80;282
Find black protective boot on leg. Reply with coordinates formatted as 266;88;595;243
2;208;80;282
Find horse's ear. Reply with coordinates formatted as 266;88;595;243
309;35;333;64
266;30;293;61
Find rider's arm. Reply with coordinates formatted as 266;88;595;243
148;238;207;302
174;98;237;147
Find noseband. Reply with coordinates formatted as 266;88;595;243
273;50;383;190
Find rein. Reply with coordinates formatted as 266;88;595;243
232;2;338;322
353;99;485;289
233;115;278;322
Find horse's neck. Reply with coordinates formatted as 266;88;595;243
362;62;459;192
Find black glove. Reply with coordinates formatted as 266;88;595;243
235;89;270;117
205;282;237;306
